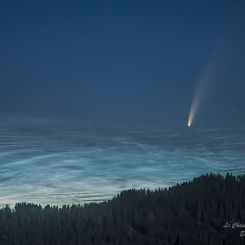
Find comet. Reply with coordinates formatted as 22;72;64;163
187;82;203;128
187;70;209;128
188;91;200;127
187;52;217;128
187;24;234;128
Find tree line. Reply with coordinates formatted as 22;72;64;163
0;173;245;244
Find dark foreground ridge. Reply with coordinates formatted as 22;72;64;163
1;173;245;245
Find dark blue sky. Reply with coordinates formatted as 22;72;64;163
0;0;244;125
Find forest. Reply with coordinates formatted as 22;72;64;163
0;173;245;245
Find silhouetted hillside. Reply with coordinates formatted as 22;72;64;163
0;173;245;244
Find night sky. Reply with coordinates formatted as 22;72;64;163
0;0;245;125
0;1;245;206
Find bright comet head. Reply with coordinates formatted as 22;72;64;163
187;113;193;127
